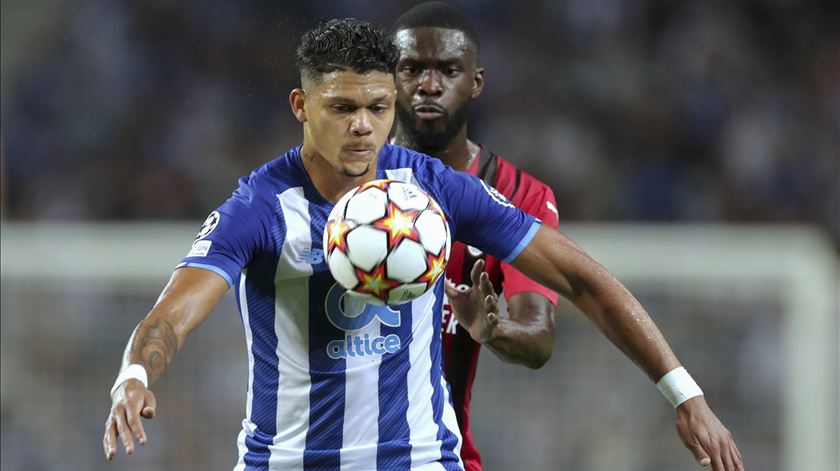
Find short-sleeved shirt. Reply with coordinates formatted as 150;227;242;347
178;144;541;471
441;147;559;471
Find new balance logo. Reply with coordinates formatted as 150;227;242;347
297;248;324;264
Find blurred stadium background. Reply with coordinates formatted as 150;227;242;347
1;1;837;470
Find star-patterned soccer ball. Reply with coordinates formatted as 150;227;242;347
324;179;451;305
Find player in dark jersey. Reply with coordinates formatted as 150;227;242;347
391;3;744;471
103;16;742;471
391;5;558;470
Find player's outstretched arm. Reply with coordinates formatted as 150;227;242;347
103;267;228;460
510;225;744;471
444;259;555;369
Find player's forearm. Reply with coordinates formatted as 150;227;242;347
484;316;554;369
513;227;680;381
118;293;193;385
115;267;229;384
569;267;680;381
120;314;180;384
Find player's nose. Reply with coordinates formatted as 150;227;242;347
349;110;374;136
417;70;443;97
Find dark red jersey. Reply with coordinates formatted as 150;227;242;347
442;147;560;471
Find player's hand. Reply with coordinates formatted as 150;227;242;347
444;259;500;343
675;396;744;471
103;379;157;460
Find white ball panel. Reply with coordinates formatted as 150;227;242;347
443;218;451;261
415;210;447;255
346;226;388;272
329;188;357;221
345;187;387;224
387;182;429;211
328;249;358;290
386;239;428;283
388;283;429;305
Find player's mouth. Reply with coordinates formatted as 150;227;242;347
413;103;445;121
343;144;376;157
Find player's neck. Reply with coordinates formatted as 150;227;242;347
437;133;478;172
299;145;378;203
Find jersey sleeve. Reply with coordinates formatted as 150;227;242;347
501;177;560;303
177;175;274;287
417;157;540;263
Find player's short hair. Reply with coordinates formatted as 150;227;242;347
296;18;399;87
392;2;480;52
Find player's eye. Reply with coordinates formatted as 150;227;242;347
370;104;389;113
400;65;419;76
332;104;355;113
442;67;460;77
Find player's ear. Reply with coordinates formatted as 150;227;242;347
472;68;485;99
289;88;307;123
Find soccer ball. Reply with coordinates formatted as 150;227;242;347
324;179;451;305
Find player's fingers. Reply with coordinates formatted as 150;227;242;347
710;452;724;471
484;293;499;315
728;438;743;471
721;438;741;471
726;431;742;463
686;440;711;467
104;418;118;460
126;404;147;446
730;442;744;470
479;272;495;298
113;407;135;455
719;442;735;471
444;279;462;299
141;389;157;419
470;259;485;286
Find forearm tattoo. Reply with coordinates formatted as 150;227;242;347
129;319;178;383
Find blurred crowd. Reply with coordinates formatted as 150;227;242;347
2;0;837;245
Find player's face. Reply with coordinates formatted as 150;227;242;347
295;70;396;177
394;27;483;150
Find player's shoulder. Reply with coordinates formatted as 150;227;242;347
239;147;305;193
231;147;305;205
381;143;437;168
379;143;448;182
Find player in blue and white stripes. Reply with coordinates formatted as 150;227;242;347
104;18;743;471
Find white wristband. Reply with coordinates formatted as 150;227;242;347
110;364;149;396
656;367;703;408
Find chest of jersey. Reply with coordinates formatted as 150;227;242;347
273;187;331;280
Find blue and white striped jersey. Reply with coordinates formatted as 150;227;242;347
179;144;540;471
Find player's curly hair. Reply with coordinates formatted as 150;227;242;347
296;18;399;86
